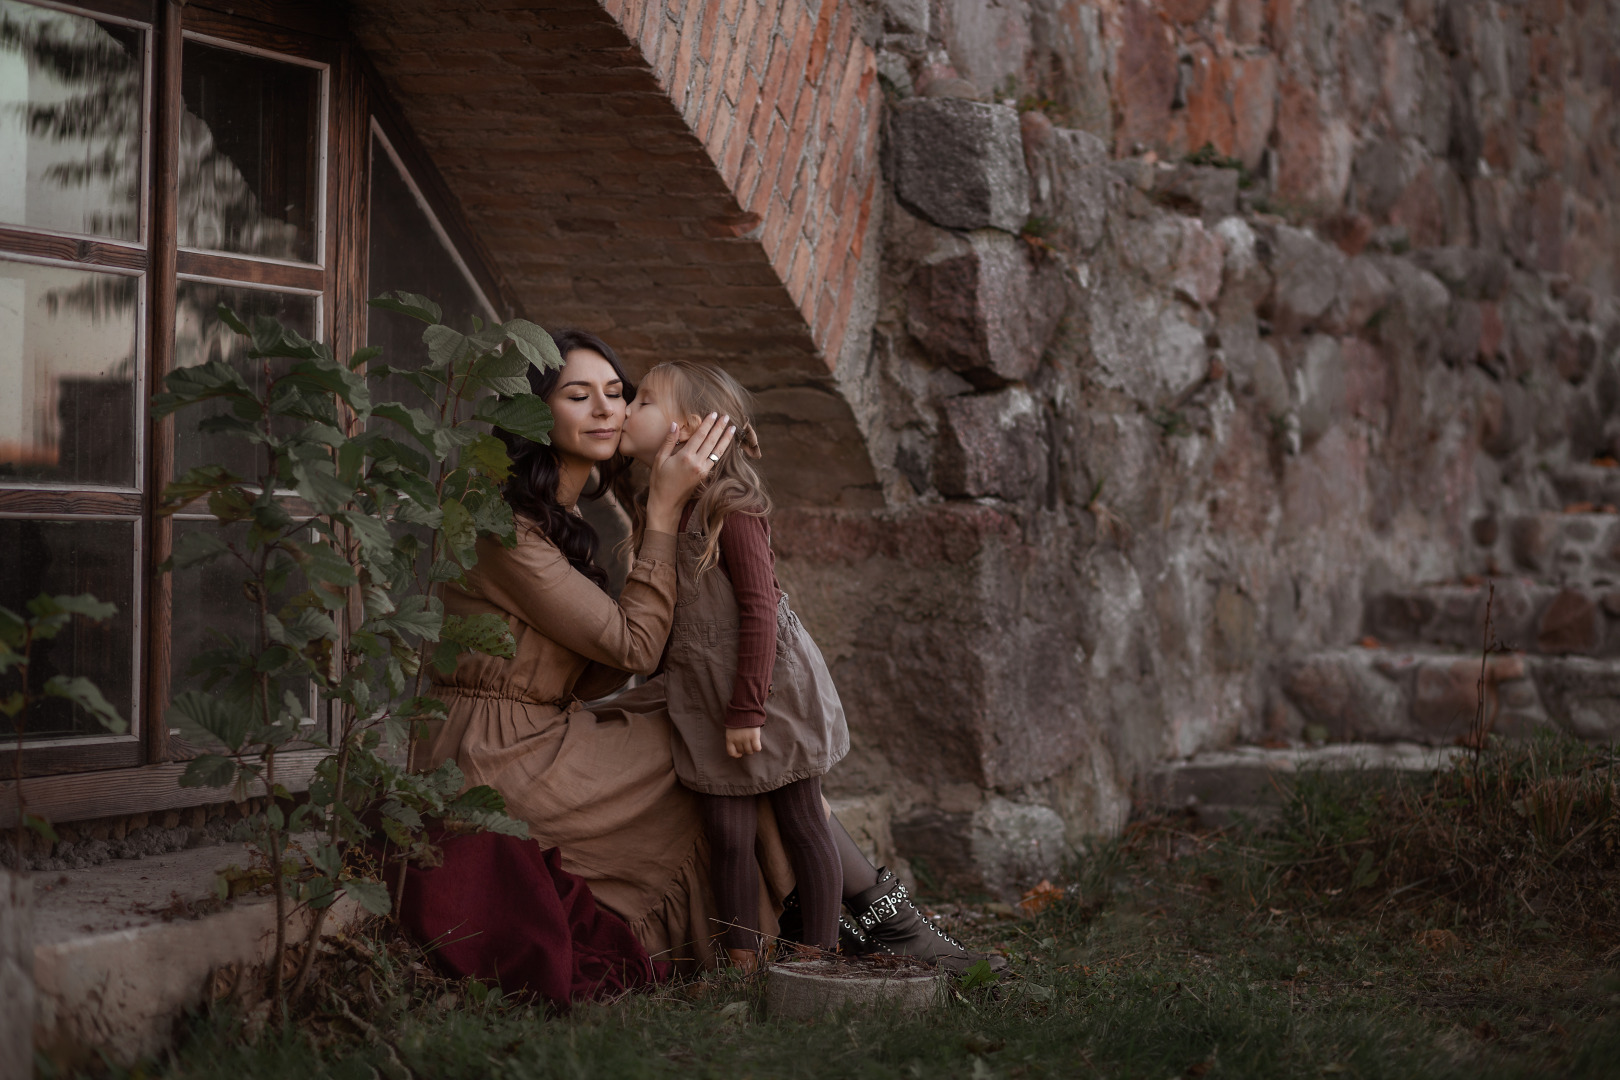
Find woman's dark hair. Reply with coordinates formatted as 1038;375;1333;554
497;328;635;592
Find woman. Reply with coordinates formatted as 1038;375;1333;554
411;331;988;978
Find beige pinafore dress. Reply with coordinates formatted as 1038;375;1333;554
665;514;850;796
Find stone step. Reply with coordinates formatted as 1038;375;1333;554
1147;743;1465;828
1500;511;1620;584
1278;646;1620;746
1365;579;1620;657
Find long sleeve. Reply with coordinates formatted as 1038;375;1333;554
465;524;678;676
717;512;779;728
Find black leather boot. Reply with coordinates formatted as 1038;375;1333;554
844;868;1008;975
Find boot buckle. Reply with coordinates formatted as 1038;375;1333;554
861;892;901;928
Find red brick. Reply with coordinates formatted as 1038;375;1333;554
720;85;757;182
781;9;815;97
747;0;782;73
849;173;876;260
671;2;703;109
760;193;792;260
725;0;759;91
805;1;837;86
704;103;735;165
698;0;723;57
737;147;767;212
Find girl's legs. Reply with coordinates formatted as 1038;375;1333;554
826;809;880;897
698;792;761;962
765;777;842;950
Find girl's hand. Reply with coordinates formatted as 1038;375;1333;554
726;727;762;758
645;412;736;533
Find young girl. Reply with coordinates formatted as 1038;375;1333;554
618;360;849;968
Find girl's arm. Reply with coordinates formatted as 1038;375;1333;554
718;511;778;728
469;526;679;675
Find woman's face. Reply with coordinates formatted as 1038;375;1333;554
544;348;626;464
619;373;686;465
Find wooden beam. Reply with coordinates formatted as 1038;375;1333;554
0;749;328;828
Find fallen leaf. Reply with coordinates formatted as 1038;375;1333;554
1415;928;1462;953
1359;635;1381;649
1018;878;1064;915
1565;501;1597;514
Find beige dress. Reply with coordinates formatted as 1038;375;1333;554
411;517;793;971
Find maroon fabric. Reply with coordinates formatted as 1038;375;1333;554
388;832;662;1007
676;501;781;729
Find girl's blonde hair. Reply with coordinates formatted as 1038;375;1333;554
638;360;770;575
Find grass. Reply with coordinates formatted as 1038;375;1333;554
67;737;1620;1080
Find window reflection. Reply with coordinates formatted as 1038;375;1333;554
0;1;144;241
179;40;321;262
171;279;316;483
0;259;138;487
0;517;135;739
366;130;492;412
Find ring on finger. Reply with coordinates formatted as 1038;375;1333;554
709;453;721;462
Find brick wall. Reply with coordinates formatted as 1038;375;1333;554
348;0;881;371
348;0;885;506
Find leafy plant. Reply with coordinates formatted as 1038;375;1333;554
152;291;559;1010
0;593;126;864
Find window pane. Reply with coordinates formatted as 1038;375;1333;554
171;280;316;483
179;41;321;262
170;517;319;725
0;518;135;740
367;132;490;411
0;2;144;241
0;259;138;486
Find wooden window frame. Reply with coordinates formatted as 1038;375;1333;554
0;0;518;824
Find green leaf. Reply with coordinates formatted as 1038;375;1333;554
30;593;117;623
43;675;126;733
284;358;372;416
152;360;258;421
958;959;1001;990
372;402;441;451
423;324;472;370
23;812;58;844
368;291;443;325
171;689;252;751
439;498;477;567
469;348;533;397
449;784;508;815
290;457;354;514
215;304;250;335
375;593;442;641
168;529;230;571
342;876;395;916
160;464;242;513
443;612;516;658
462;433;513;482
180;754;240;789
502;319;564;370
475;395;554;444
348;344;383;372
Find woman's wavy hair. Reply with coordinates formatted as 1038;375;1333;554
635;360;769;575
496;328;634;592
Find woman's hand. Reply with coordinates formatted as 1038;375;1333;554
725;727;763;758
645;412;736;534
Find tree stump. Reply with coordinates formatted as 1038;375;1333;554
763;959;943;1021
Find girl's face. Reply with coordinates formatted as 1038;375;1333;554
620;373;692;464
544;348;626;464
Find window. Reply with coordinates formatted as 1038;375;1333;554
0;0;507;813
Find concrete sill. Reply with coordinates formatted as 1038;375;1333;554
30;843;362;1066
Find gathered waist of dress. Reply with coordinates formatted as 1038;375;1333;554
430;684;575;709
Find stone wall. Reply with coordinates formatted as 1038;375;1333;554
769;0;1620;896
350;0;1620;898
